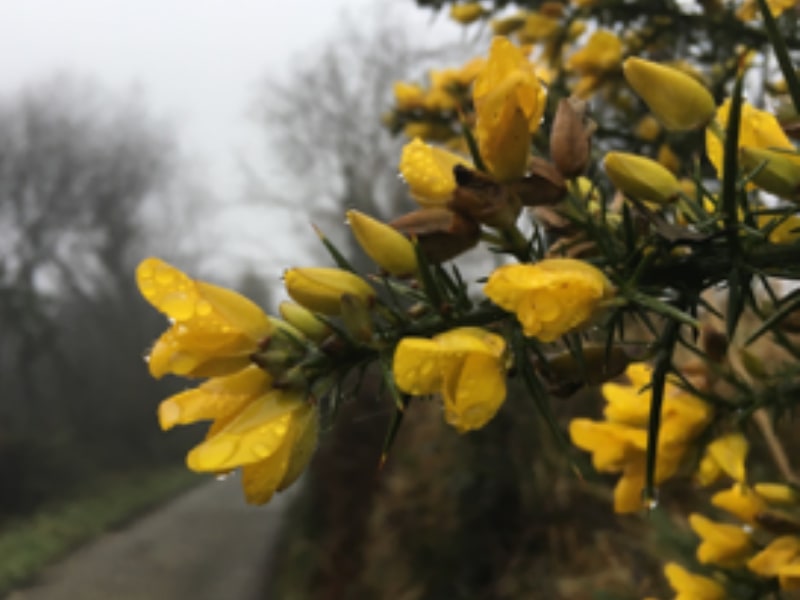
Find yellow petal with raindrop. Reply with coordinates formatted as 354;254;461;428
393;338;448;395
241;436;293;505
186;391;306;472
158;365;271;430
442;351;506;433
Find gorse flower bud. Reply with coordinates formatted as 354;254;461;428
623;57;715;130
449;2;486;24
278;301;331;342
340;293;374;343
490;15;525;36
284;267;375;315
603;151;681;204
346;209;417;276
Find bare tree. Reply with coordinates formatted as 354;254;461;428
0;76;175;435
250;11;469;263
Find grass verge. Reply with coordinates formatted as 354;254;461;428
0;465;200;597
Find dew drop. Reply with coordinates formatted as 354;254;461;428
155;268;175;285
170;353;198;375
195;300;213;316
215;473;229;482
162;295;196;320
191;438;237;470
641;488;659;511
420;363;434;378
252;443;271;459
139;281;156;296
159;401;181;428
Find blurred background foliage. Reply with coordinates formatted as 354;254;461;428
0;76;220;559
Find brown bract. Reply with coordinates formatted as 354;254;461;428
550;98;592;178
390;207;481;263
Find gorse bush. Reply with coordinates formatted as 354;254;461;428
137;1;800;597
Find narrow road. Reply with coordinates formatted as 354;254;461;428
8;477;292;600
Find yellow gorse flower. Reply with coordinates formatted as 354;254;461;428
689;512;753;566
565;30;622;98
566;30;622;74
696;432;749;486
399;138;472;206
159;367;318;495
711;483;767;524
484;258;613;343
518;12;561;43
571;363;712;513
136;257;272;379
186;388;315;472
473;36;547;181
393;327;507;433
137;258;319;505
663;562;727;600
706;99;795;181
393;81;427;111
748;536;800;590
191;389;319;504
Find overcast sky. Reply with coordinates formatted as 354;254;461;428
0;0;461;281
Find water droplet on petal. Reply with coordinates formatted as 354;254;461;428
189;438;237;471
162;294;195;320
170;353;198;375
252;443;271;459
155;268;175;285
196;300;212;316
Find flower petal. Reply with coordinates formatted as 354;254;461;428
186;391;308;472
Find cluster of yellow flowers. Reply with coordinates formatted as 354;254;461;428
137;258;319;504
661;434;800;596
135;3;800;595
570;363;713;513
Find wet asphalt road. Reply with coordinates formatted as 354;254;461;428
8;477;291;600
